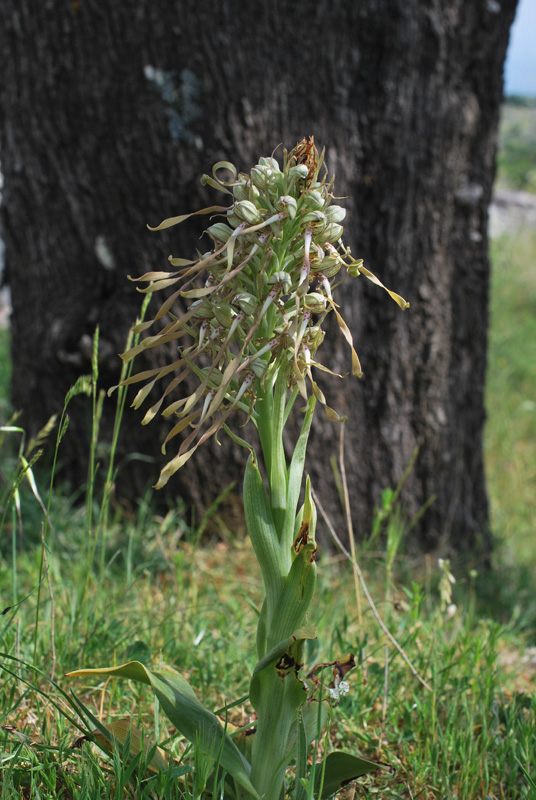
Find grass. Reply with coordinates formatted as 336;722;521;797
486;229;536;567
1;498;535;799
496;99;536;193
1;107;536;798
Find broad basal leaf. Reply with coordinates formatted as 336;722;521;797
66;661;258;798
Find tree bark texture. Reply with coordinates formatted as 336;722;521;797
0;0;518;554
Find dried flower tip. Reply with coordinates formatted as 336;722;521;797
288;135;319;185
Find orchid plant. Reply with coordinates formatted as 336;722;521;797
68;138;408;799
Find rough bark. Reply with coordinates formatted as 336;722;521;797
0;0;518;554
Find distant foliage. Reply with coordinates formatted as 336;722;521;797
496;99;536;193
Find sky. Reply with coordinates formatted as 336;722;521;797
504;0;536;96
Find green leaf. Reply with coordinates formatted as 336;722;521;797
267;542;317;650
66;661;259;799
243;453;284;624
293;713;308;800
248;627;317;800
291;695;329;752
266;369;290;534
314;751;388;799
249;625;316;712
282;396;316;553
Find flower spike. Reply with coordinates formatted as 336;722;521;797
120;139;408;487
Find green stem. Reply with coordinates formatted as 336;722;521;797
248;367;318;797
280;397;316;558
250;673;295;800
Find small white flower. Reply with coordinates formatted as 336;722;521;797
328;680;350;701
193;630;206;646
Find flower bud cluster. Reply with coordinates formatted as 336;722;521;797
119;137;408;485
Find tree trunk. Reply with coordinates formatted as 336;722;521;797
0;0;518;555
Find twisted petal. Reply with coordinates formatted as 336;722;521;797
147;205;229;231
353;264;410;310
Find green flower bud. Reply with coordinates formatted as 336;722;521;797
325;205;346;224
289;164;309;180
315;222;343;244
198;367;223;388
233;181;260;202
250;357;269;378
233;200;261;225
311;242;325;261
301;210;327;225
302;190;325;210
276;195;298;219
251;165;270;189
233;182;249;202
234;292;258;315
213;303;235;328
258;156;281;173
191;299;215;319
226;211;242;228
311;256;340;277
303;292;327;313
207;222;234;242
268;271;292;289
306;325;325;351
